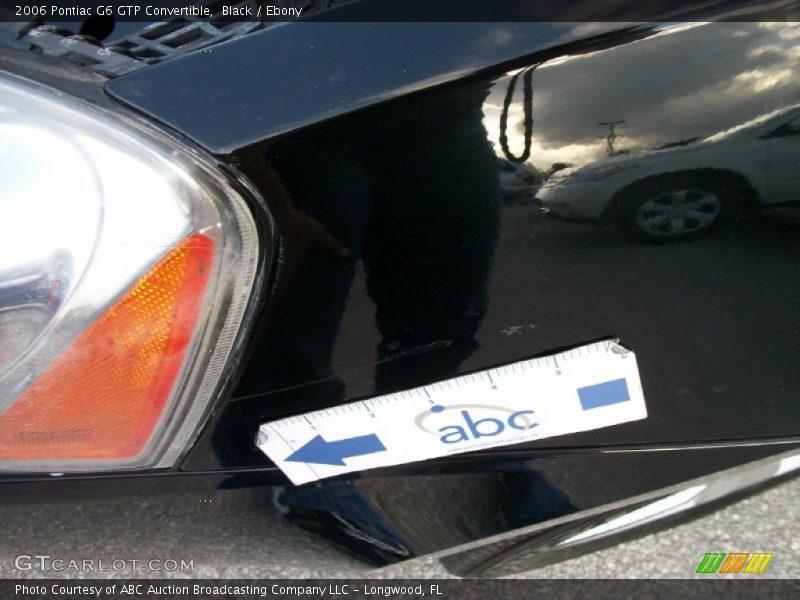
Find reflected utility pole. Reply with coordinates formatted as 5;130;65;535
599;120;625;156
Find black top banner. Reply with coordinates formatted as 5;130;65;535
0;0;798;23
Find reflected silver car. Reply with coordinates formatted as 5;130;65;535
538;106;800;239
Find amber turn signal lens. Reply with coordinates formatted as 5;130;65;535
1;74;259;473
0;234;214;461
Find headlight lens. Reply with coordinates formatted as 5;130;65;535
0;73;259;472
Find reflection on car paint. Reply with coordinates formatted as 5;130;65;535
485;23;800;238
274;443;800;570
185;22;800;476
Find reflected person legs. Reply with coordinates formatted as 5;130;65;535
364;140;502;394
235;143;374;406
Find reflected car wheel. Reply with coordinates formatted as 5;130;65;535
615;172;747;241
634;188;722;238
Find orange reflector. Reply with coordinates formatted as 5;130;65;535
0;233;214;462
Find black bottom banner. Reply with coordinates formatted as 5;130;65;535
2;579;799;600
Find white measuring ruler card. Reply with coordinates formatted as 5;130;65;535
257;339;647;485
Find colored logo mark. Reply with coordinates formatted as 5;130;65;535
696;552;773;574
577;378;630;410
285;434;386;466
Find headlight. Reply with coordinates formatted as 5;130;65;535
0;73;260;472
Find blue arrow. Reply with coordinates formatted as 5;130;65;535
285;434;386;466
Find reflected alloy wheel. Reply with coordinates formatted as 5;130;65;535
634;189;722;238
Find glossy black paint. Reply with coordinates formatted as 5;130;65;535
106;22;643;154
177;21;800;471
275;441;800;568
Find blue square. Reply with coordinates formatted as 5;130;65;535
577;378;630;410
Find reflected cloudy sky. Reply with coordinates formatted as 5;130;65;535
484;22;800;172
